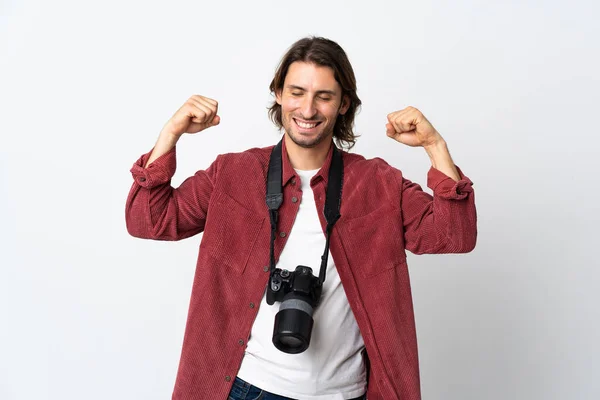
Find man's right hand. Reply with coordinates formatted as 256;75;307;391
144;95;220;168
161;95;220;137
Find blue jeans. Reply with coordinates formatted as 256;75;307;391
227;377;366;400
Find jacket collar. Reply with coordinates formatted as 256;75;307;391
280;135;336;187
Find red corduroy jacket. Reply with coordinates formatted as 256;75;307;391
126;139;477;399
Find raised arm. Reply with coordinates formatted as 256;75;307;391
386;106;477;254
125;95;221;241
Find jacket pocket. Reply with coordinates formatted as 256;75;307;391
201;189;265;274
338;204;406;278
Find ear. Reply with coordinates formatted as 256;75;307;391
339;94;350;115
275;89;282;105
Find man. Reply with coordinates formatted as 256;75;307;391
126;37;477;400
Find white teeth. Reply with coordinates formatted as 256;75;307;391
295;119;318;129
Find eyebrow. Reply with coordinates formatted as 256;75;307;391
286;85;337;96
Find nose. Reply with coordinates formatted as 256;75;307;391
299;96;317;119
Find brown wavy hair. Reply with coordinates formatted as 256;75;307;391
268;36;362;150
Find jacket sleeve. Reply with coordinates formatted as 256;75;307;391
125;147;218;241
398;165;477;255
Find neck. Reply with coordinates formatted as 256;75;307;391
284;134;332;170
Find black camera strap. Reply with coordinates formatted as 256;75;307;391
266;138;343;284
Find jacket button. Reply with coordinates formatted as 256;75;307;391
238;339;245;346
139;177;146;182
263;266;269;272
291;179;296;185
292;197;298;203
280;232;286;238
225;375;231;382
249;302;255;308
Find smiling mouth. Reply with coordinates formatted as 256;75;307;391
293;118;322;130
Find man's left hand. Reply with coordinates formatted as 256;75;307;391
386;106;444;148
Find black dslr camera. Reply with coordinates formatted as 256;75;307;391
266;265;323;354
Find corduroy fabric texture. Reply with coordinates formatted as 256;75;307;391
126;139;477;400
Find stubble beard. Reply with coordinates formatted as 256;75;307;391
283;115;334;149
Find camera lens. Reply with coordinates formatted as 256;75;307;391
272;293;314;354
278;335;303;348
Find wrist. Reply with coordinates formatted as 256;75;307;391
424;139;448;159
145;129;181;168
158;128;182;146
423;139;460;181
160;119;186;139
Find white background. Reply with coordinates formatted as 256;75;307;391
1;0;598;399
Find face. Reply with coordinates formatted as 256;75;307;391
276;61;349;149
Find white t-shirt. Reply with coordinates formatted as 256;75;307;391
237;168;367;399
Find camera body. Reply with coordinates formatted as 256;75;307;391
266;265;323;354
267;265;322;307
